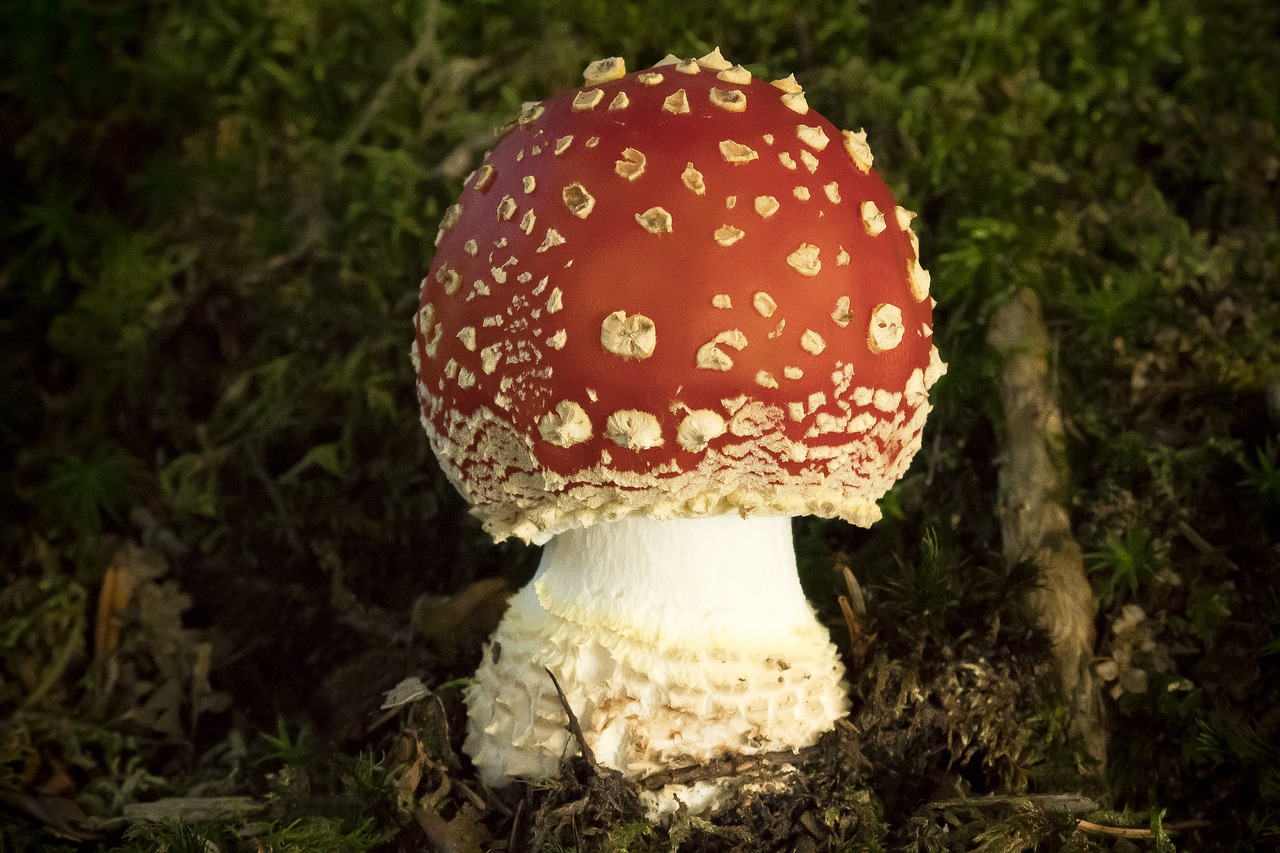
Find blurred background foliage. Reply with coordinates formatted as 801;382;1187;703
1;0;1278;849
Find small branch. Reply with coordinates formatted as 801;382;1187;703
545;668;595;768
926;793;1097;815
988;288;1107;770
1076;820;1154;839
637;743;820;790
1076;818;1211;838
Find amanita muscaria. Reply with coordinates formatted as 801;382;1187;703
412;49;944;802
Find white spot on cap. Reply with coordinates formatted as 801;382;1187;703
720;140;759;163
573;89;604;111
655;54;681;67
783;365;804;380
771;74;802;93
497;195;516;220
517;102;544;125
637;72;664;85
601;311;657;360
681;163;706;195
873;389;902;412
756;370;779;389
823;182;841;204
753;292;777;318
606;410;664;449
554;135;573;155
537;229;566;252
717;64;752;84
457;367;476;389
546;287;563;313
754;195;780;218
677;409;727;452
710;88;746;112
423;322;443;358
540;401;592;447
725;195;737;209
696;47;732;71
436;265;461;296
584;57;626;85
861;200;887;235
480;344;502;374
868;303;905;353
712;294;732;308
546;329;567;350
778;152;797;170
781;91;809;114
801;329;827;355
843;129;874;173
608;92;629;111
675;59;701;75
522;176;536;194
635;207;673;234
836;246;850;266
797;124;829;151
908;260;932;302
472;165;495;190
562;183;595;218
714;225;744;246
832;296;854;328
520;209;536;234
925;345;947;387
615;147;646;181
663;89;691;114
905;367;928;408
787;244;821;276
793;186;811;201
696;329;748;371
800;150;820;173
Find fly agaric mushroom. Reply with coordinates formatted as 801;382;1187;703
412;49;944;805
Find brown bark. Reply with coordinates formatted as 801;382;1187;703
987;288;1107;770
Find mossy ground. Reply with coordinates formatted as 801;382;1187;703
2;1;1278;850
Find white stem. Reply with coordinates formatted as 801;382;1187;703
464;514;849;793
532;514;821;653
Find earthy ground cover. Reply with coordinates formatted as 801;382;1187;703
2;0;1277;849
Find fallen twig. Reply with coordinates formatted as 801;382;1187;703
545;668;596;767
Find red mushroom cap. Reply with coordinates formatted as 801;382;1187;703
413;52;944;542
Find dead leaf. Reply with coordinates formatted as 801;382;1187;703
415;801;490;853
93;544;166;662
411;578;511;651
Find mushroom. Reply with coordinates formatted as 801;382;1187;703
413;50;944;809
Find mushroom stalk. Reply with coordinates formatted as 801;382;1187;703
464;514;848;790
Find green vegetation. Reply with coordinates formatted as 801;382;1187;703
2;0;1277;849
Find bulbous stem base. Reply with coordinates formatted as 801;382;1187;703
463;514;849;802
